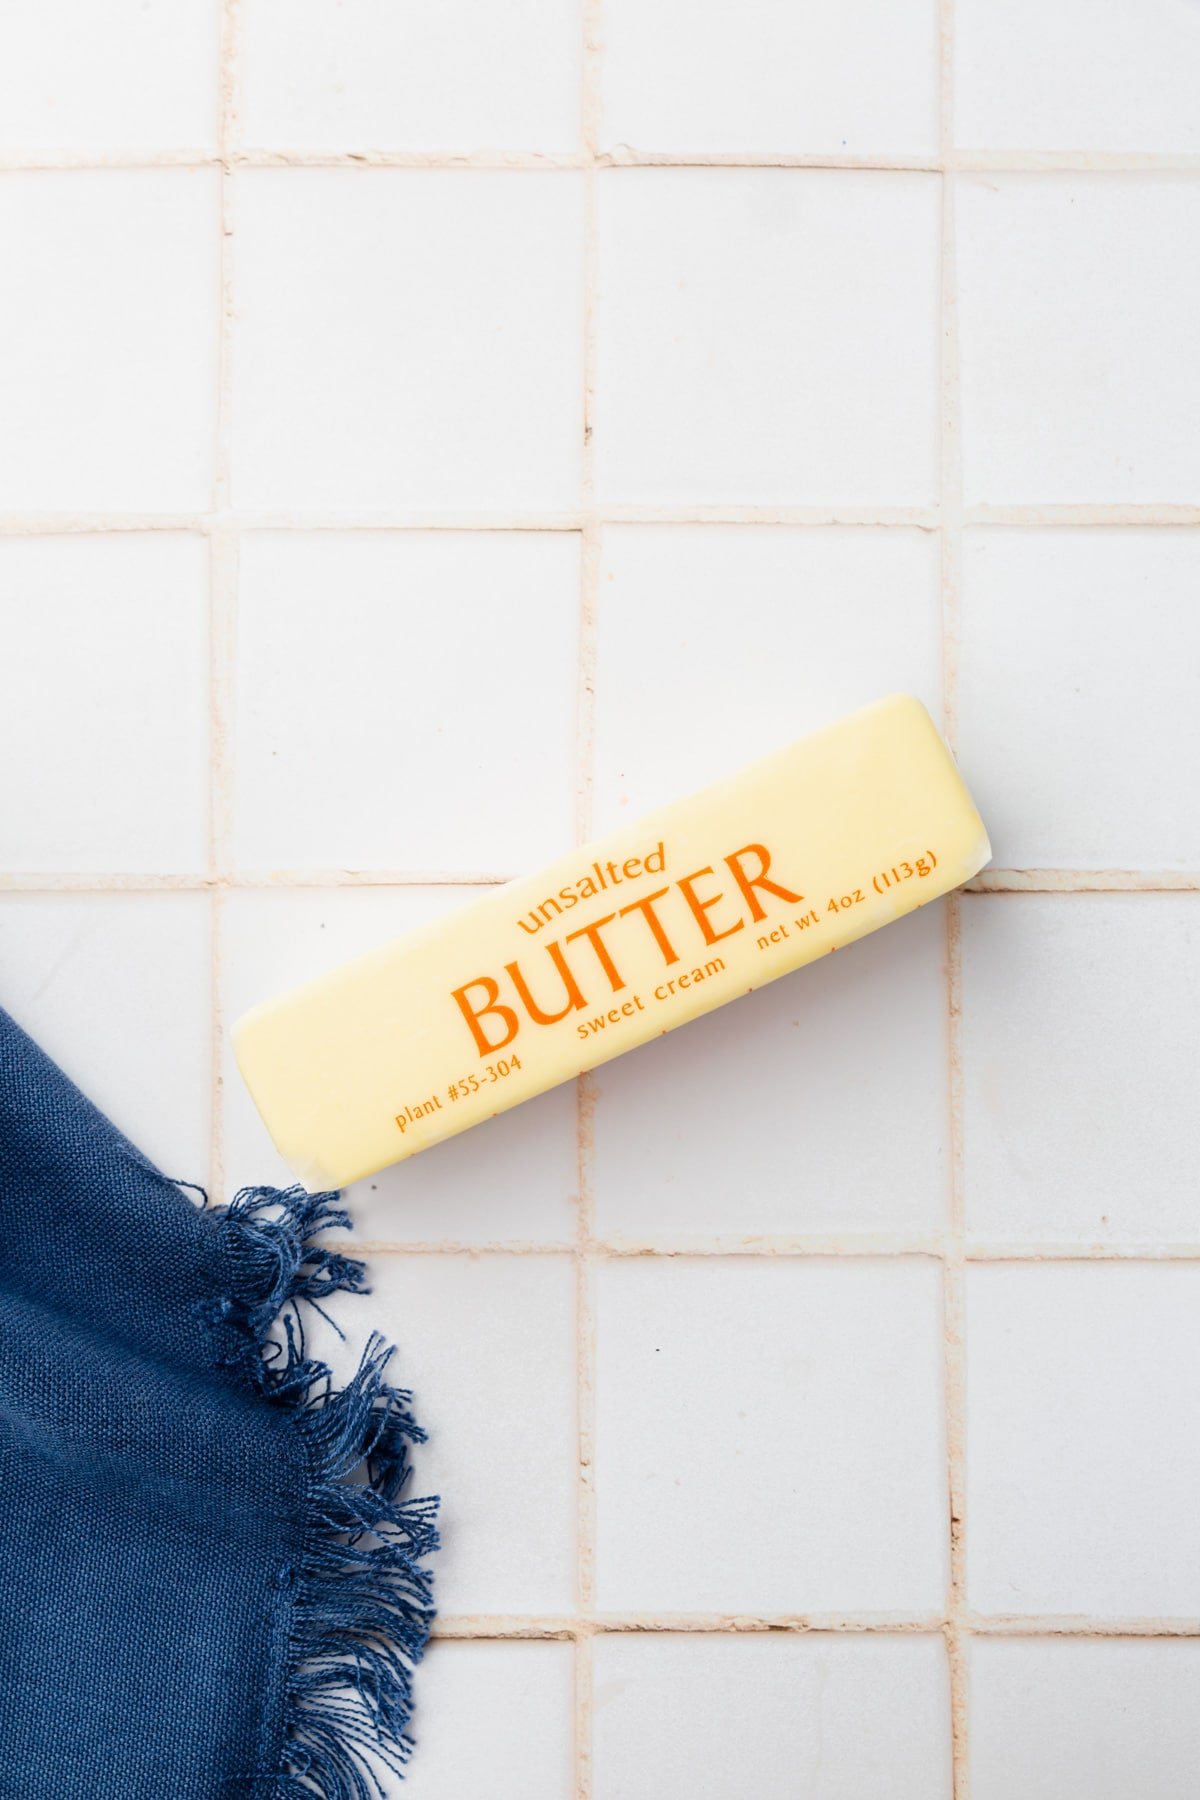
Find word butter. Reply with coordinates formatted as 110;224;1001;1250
235;695;990;1189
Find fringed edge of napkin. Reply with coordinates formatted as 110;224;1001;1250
204;1185;439;1800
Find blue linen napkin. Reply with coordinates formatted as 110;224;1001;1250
0;1004;437;1798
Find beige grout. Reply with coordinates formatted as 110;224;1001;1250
958;1241;1200;1263
0;514;212;536
215;18;240;509
4;502;1200;534
435;1612;949;1640
601;148;1200;173
573;1092;599;1800
576;539;601;853
575;503;945;528
966;870;1200;892
353;1239;1200;1264
208;887;227;1205
3;868;1198;895
207;0;242;1206
944;897;970;1790
3;148;1200;174
0;510;590;534
431;1610;1200;1641
351;1240;1200;1265
967;503;1200;527
574;12;604;1794
963;1615;1200;1639
4;505;1199;543
206;530;238;1204
947;149;1200;173
573;1633;594;1798
0;871;506;892
937;1;972;1790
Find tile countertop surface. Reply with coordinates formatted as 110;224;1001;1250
1;2;1199;1796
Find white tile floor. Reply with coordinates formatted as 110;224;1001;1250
593;170;941;508
592;1633;953;1800
1;2;1199;1795
230;531;581;871
599;0;940;157
0;170;220;510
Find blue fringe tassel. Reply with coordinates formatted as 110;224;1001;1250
206;1186;439;1800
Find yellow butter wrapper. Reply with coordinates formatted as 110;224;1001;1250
234;695;990;1189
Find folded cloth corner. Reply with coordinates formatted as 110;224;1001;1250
0;1005;438;1799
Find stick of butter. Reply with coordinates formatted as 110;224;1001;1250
234;695;990;1190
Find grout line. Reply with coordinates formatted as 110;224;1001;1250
206;0;242;1204
208;885;227;1204
0;507;937;531
576;525;600;852
964;1615;1200;1639
959;1242;1200;1262
4;148;1200;174
573;1632;594;1796
948;149;1200;173
966;503;1200;527
3;868;1198;896
580;504;942;527
0;872;512;894
207;531;238;1203
965;869;1200;892
0;510;590;535
3;503;1199;535
430;1610;1200;1640
937;4;972;1792
435;1612;951;1640
255;1237;1200;1263
358;1239;943;1259
601;148;1200;174
212;911;228;1229
0;514;212;536
944;895;970;1787
575;12;603;1796
208;538;238;881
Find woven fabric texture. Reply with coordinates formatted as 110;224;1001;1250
0;1005;437;1799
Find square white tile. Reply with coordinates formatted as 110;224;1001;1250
592;524;942;829
601;0;938;156
970;1638;1200;1800
956;529;1200;870
594;1258;947;1613
593;171;941;508
0;892;211;1179
961;895;1200;1246
231;532;579;874
592;903;949;1243
231;170;584;512
0;171;219;511
958;176;1200;505
239;0;580;153
966;1263;1200;1616
592;1633;951;1800
221;886;578;1243
311;1252;577;1616
0;0;219;151
956;0;1200;154
386;1640;574;1800
0;534;209;873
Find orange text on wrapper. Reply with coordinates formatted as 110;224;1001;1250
451;842;802;1056
515;840;666;935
